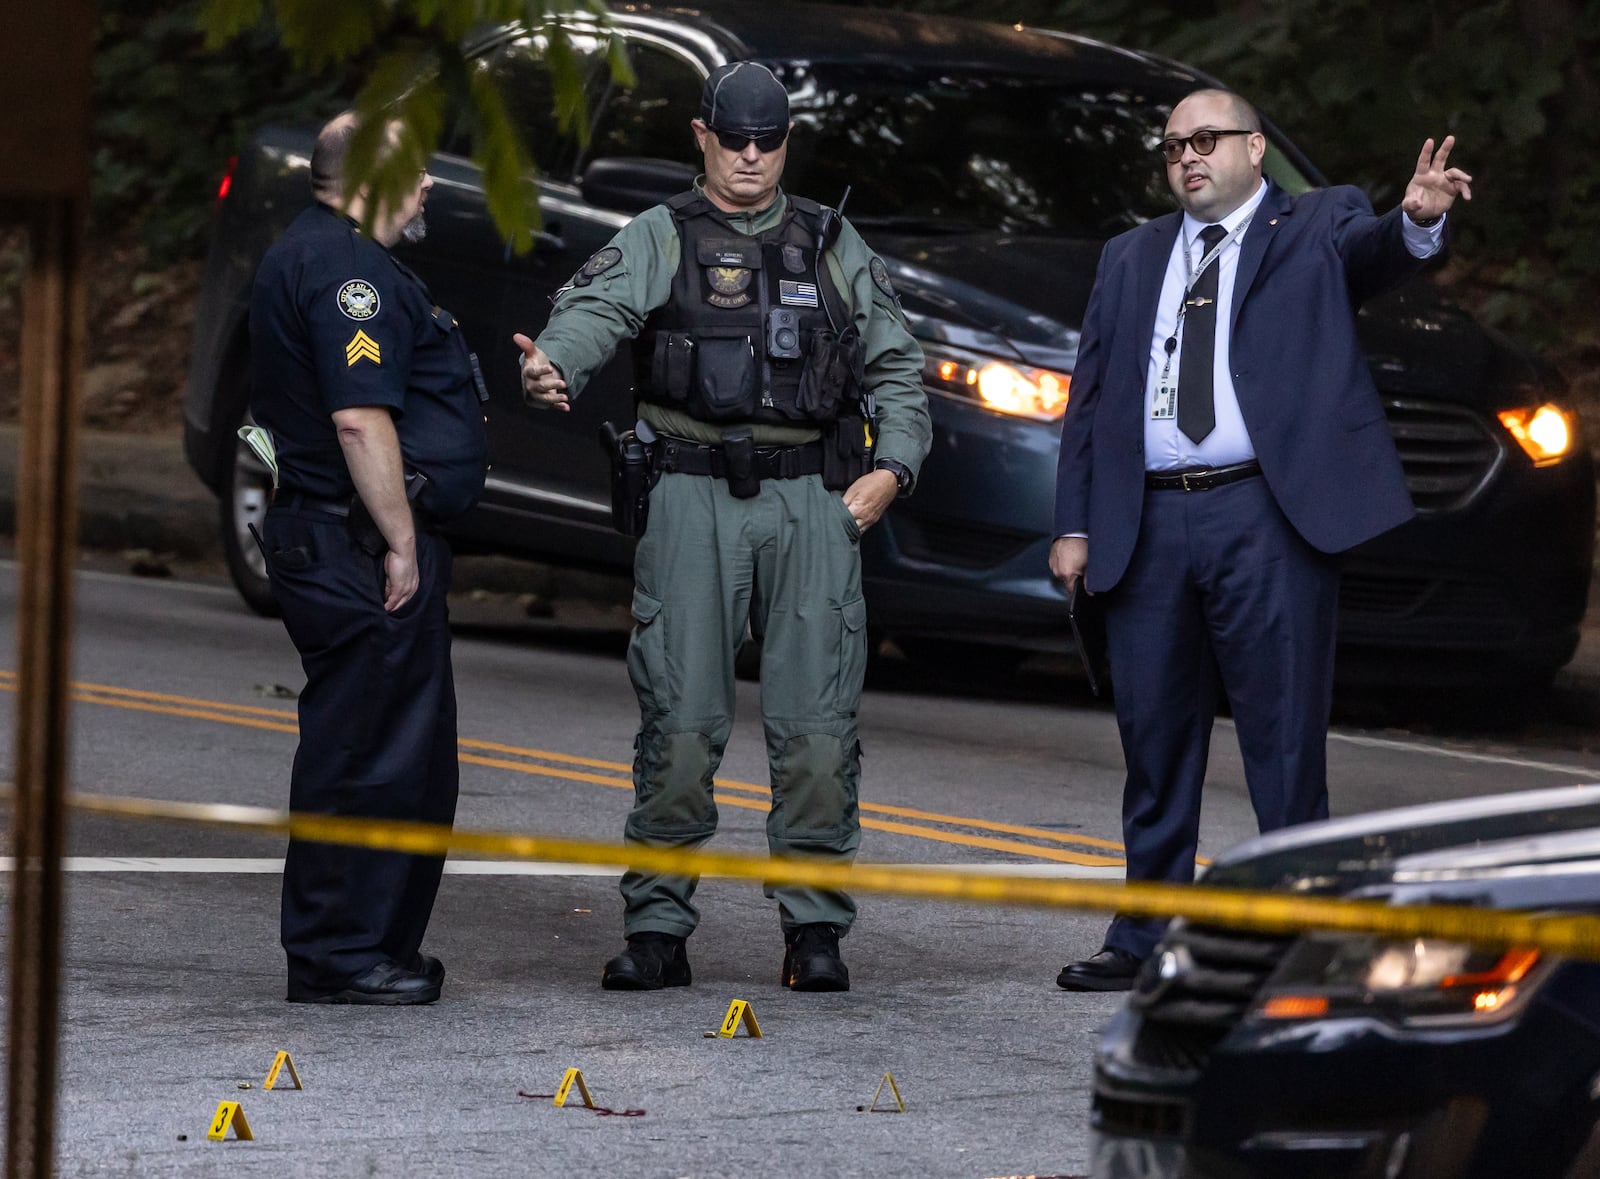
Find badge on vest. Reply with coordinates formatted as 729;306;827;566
337;279;380;320
779;280;819;308
706;266;753;309
781;244;806;274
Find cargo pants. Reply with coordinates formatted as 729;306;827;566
620;468;868;937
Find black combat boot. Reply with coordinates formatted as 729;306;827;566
782;923;850;991
600;932;692;990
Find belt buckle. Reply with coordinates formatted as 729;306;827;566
1181;470;1200;492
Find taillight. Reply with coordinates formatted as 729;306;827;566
216;155;238;205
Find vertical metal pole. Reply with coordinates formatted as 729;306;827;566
6;195;85;1179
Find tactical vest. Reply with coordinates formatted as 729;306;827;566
633;191;862;426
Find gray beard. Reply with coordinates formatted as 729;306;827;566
400;212;428;244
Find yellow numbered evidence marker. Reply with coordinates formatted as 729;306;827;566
263;1050;303;1091
717;999;763;1039
553;1068;596;1109
865;1072;905;1113
207;1101;253;1141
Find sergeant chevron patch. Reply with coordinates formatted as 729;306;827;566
345;330;381;367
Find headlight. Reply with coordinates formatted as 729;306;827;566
920;342;1070;422
1498;403;1577;465
1252;935;1544;1027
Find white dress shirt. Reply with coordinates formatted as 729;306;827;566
1142;179;1445;472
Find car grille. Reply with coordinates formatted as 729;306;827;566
888;513;1037;569
1383;397;1503;513
1129;924;1294;1073
1338;567;1522;643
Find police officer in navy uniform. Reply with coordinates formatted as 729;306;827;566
251;111;488;1004
518;64;930;992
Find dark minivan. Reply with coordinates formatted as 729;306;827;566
183;2;1595;686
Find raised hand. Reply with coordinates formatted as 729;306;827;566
1404;136;1472;224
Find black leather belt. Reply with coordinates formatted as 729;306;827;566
656;438;825;481
274;490;352;516
1145;460;1262;492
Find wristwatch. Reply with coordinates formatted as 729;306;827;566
875;459;913;494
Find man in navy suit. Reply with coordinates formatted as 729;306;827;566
1049;89;1472;990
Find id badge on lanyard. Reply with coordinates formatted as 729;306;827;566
1150;217;1251;421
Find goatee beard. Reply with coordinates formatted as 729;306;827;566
401;212;427;244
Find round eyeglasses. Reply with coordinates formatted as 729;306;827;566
1158;129;1252;164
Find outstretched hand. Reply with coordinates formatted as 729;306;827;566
1404;136;1472;224
513;332;570;412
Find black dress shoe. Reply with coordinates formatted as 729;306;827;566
783;923;850;992
601;933;691;990
287;960;442;1005
1056;948;1143;992
407;953;445;984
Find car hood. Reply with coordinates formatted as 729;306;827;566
871;228;1547;409
1200;784;1600;903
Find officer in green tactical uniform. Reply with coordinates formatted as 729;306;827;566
514;61;930;993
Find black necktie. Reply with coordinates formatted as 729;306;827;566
1178;224;1228;444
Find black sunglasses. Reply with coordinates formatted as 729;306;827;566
1158;129;1252;164
712;128;789;154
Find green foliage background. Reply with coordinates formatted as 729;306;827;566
94;0;348;262
94;0;1600;349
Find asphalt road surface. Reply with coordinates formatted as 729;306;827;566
2;558;1599;1177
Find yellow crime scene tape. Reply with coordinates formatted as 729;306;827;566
42;789;1600;961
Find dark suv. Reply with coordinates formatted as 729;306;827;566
183;2;1595;686
1091;785;1600;1178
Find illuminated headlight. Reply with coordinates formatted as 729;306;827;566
1498;403;1577;465
921;343;1070;422
1251;935;1545;1026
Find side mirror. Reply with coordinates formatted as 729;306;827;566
580;157;699;214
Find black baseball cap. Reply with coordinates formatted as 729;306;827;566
698;62;789;136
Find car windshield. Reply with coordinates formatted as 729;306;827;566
773;63;1315;238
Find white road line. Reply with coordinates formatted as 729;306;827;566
1211;715;1600;778
1328;731;1600;778
0;857;1126;879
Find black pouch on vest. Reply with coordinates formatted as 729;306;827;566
821;412;872;491
599;422;656;536
695;331;759;420
795;328;846;419
651;332;696;403
720;427;761;499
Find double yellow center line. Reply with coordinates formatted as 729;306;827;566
0;671;1125;866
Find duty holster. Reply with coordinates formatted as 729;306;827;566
348;472;429;557
599;421;658;536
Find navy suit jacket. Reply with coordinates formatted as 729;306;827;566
1054;181;1421;593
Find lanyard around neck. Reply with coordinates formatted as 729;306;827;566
1162;214;1255;376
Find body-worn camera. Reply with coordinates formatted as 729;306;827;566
766;307;802;360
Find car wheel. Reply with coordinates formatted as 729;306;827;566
221;412;280;617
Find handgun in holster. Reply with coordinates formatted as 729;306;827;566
599;420;658;536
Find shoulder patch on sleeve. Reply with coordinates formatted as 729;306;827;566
337;278;381;320
571;246;624;288
345;330;381;367
869;256;898;302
